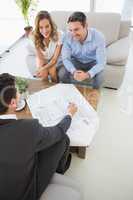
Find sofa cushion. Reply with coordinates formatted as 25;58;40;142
87;13;121;46
40;174;82;200
50;173;82;192
107;37;130;65
40;184;81;200
51;11;73;31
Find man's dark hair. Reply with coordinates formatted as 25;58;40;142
67;11;87;27
0;73;17;114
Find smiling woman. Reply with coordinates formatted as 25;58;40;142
33;10;63;82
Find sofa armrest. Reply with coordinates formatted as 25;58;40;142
40;174;83;200
50;173;81;192
107;37;130;65
118;20;131;39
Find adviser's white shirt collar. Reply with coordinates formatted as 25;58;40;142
0;114;17;120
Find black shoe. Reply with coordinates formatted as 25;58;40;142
64;153;72;172
56;153;72;174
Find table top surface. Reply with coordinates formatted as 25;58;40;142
16;79;100;119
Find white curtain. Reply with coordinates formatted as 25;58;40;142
122;0;133;21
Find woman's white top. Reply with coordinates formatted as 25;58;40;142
28;30;64;60
42;31;63;60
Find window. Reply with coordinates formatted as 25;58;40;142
0;0;132;53
0;0;25;52
121;0;133;25
95;0;125;13
0;0;21;18
38;0;91;11
95;0;133;25
0;0;91;52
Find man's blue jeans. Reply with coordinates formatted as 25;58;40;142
57;58;104;89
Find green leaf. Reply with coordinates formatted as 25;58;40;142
15;77;28;94
15;0;38;26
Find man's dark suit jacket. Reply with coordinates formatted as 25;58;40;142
0;115;71;200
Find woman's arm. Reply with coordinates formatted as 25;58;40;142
44;44;62;69
36;44;62;69
36;45;62;77
35;48;47;68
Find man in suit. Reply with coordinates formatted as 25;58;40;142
0;73;77;200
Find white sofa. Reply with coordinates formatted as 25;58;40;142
26;12;131;89
40;173;83;200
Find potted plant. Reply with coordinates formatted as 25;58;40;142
15;77;29;111
15;0;38;36
16;77;28;96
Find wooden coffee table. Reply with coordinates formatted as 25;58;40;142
16;79;100;159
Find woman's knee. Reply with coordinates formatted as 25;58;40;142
48;66;57;82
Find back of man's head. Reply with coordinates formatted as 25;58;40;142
0;73;17;114
67;11;87;27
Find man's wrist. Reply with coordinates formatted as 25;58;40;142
66;112;73;118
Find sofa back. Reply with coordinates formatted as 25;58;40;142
51;11;130;46
87;13;121;45
118;20;131;39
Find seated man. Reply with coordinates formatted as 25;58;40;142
58;11;106;89
0;73;77;200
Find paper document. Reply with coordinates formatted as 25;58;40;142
27;84;99;146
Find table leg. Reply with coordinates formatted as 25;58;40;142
70;146;87;159
77;147;86;159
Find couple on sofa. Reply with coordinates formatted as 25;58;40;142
33;10;106;89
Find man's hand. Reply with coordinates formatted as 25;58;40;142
67;103;78;117
73;70;90;81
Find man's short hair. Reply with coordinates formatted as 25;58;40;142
0;73;17;114
67;11;87;27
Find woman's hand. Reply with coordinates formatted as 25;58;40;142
36;67;48;79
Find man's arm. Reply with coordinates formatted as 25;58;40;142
34;115;72;152
88;33;106;78
62;40;76;74
34;103;77;152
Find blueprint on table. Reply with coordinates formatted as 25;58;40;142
27;84;99;146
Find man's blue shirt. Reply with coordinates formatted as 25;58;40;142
61;28;106;78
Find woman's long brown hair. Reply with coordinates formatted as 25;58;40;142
34;11;58;50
